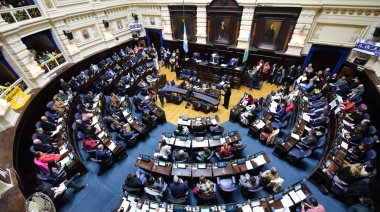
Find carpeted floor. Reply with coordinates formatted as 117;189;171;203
57;66;349;212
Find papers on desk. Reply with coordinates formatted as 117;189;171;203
196;59;202;63
211;119;218;125
302;114;310;122
60;156;71;165
57;117;63;123
141;204;149;212
92;116;98;124
336;95;343;103
289;190;301;203
221;64;227;67
342;128;348;136
291;133;300;140
329;100;337;110
341;141;349;150
255;120;265;129
253;155;266;166
120;198;130;212
59;145;68;155
272;95;281;100
246;160;253;170
343;119;351;126
252;207;265;212
178;119;191;126
334;106;342;114
169;137;176;145
296;189;307;200
304;126;311;132
98;131;105;138
241;204;252;212
269;106;277;114
108;142;116;151
281;194;294;208
122;109;130;117
275;208;290;212
302;96;309;102
220;137;226;144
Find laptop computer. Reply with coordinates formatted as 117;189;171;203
213;135;220;140
200;206;210;212
217;162;227;168
197;163;207;169
158;160;166;166
237;158;245;165
209;115;215;120
141;155;150;162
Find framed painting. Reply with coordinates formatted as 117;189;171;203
259;20;282;49
82;29;90;39
116;20;123;29
214;16;231;43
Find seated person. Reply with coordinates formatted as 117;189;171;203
193;120;206;133
241;94;255;105
33;139;55;153
106;68;117;79
345;109;364;124
119;123;139;142
197;147;211;161
68;76;80;92
239;173;260;189
228;58;238;67
210;123;224;135
197;175;214;195
259;121;274;142
273;103;286;121
157;139;171;158
36;128;55;144
333;163;362;185
174;125;190;136
359;165;374;177
125;168;149;188
343;99;355;113
220;142;231;157
308;97;327;110
85;91;98;105
137;79;148;91
169;175;189;199
345;127;364;144
192;52;200;60
301;197;325;212
142;111;157;128
132;95;143;108
173;149;189;162
94;144;112;160
82;135;99;150
262;167;279;181
194;79;203;87
146;175;165;193
308;105;330;118
210;53;220;65
347;142;368;161
40;116;57;132
119;49;127;57
77;71;88;85
309;113;328;127
300;130;318;146
348;197;374;212
57;90;68;101
34;151;61;163
112;52;121;61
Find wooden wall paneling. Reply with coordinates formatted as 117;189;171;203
168;6;197;42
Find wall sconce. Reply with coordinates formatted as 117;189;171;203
132;13;138;22
63;30;73;40
103;20;109;28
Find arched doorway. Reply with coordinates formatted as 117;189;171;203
145;29;164;59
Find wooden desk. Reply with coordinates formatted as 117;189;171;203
178;116;192;127
135;157;154;171
174;137;191;148
212;162;234;177
147;102;166;123
225;131;241;144
171;163;192;178
229;105;244;122
249;152;270;169
191;164;213;178
191;117;207;128
191;138;209;149
231;160;252;174
151;161;172;176
206;115;221;127
209;137;223;148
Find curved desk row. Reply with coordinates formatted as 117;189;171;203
164;86;220;111
134;151;269;178
116;179;312;212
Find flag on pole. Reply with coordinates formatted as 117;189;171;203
183;24;188;53
242;33;251;63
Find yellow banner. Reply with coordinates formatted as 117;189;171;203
3;85;31;110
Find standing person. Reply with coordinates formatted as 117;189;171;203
175;62;181;81
223;84;231;109
184;85;194;109
157;86;165;108
248;67;257;91
286;65;296;85
169;56;176;72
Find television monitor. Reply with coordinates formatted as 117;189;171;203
180;136;187;141
200;207;210;212
225;204;237;211
251;199;261;207
237;158;245;165
353;39;380;56
197;163;207;169
141;155;150;162
273;192;283;201
294;183;302;191
158;160;166;166
165;133;172;138
177;163;186;169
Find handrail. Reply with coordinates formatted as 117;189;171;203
0;5;42;24
0;77;29;100
39;54;67;73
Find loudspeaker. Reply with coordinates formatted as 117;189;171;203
66;32;73;40
353;57;368;65
374;27;380;37
103;20;109;28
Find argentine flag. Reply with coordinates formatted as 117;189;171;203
183;24;188;53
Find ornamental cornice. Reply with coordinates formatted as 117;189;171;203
64;13;96;23
318;8;379;17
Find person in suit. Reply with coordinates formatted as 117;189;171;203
223;82;231;109
157;86;165;108
265;24;275;44
173;149;189;162
33;139;55;153
60;78;72;94
239;173;260;189
184;86;194;109
77;71;88;85
68;76;80;92
95;144;112;160
125;169;149;188
210;123;224;135
228;58;238;67
309;113;328;127
40;116;57;132
300;130;318;146
193;120;206;134
36;128;55;144
169;175;189;199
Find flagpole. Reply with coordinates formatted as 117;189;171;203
183;0;186;59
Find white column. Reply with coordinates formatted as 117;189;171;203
196;6;207;44
0;100;20;132
161;6;172;40
287;8;318;56
237;7;255;49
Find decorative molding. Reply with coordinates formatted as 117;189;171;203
64;13;96;23
309;22;368;47
104;7;129;15
319;8;378;17
44;0;53;9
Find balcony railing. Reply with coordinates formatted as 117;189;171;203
39;54;67;73
0;77;29;100
0;5;42;24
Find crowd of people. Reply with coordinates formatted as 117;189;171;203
0;0;31;9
